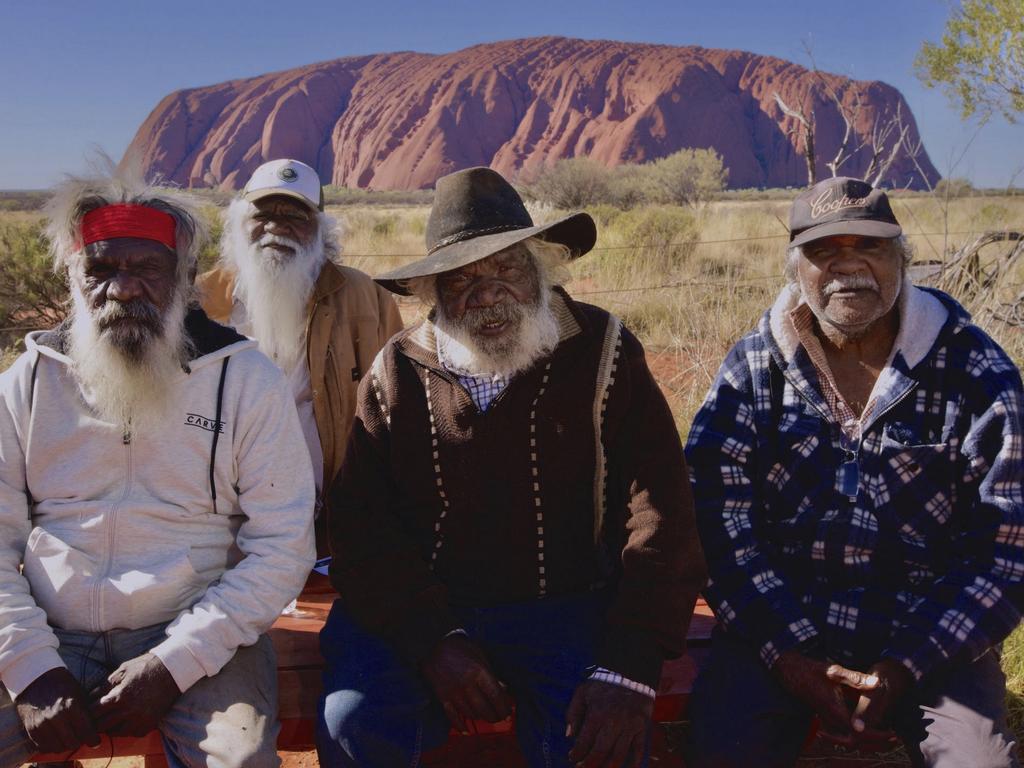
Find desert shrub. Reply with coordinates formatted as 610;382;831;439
614;206;698;260
586;204;625;230
606;165;654;209
527;158;613;208
0;220;68;345
322;186;434;206
934;177;976;198
0;191;48;212
649;148;729;208
0;344;21;371
371;213;400;238
526;150;728;211
197;205;224;273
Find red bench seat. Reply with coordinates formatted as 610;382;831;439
33;592;715;765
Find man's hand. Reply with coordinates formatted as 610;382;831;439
773;650;892;748
839;658;913;737
15;667;99;754
89;653;180;736
421;634;513;733
565;679;653;768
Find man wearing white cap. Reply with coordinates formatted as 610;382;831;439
199;159;403;555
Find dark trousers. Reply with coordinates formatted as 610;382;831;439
687;629;1019;768
316;590;647;768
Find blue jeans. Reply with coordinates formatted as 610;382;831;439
688;628;1019;768
0;623;279;768
317;590;646;768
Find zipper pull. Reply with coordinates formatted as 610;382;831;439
122;431;131;445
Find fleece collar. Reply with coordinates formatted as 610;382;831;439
766;278;949;371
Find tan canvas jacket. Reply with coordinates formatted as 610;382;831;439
198;263;404;496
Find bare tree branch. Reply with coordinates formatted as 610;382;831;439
774;92;817;185
802;41;866;178
865;102;912;186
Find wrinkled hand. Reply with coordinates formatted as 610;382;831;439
421;635;513;733
773;651;892;748
566;679;653;768
90;653;180;736
16;667;99;754
841;658;912;737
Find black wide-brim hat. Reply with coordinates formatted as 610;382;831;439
377;167;597;295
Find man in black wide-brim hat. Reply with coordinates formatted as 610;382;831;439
316;167;706;767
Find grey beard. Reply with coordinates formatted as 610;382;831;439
69;287;189;431
454;302;527;359
434;290;560;379
92;298;165;361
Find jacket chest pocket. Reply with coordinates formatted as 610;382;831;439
873;428;955;546
761;413;826;525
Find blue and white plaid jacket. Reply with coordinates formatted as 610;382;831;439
685;282;1024;681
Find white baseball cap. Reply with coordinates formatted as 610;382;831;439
243;159;324;211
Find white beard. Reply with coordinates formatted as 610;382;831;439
434;288;560;379
68;286;188;434
224;209;325;372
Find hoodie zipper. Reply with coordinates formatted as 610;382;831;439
779;366;917;503
779;366;917;437
93;427;134;630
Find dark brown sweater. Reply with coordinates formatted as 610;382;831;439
327;288;706;687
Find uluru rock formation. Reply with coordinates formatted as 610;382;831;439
126;36;940;191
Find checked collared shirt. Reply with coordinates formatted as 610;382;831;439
686;284;1024;681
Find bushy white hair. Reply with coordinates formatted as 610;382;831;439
44;155;207;300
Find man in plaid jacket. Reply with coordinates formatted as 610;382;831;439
686;177;1024;767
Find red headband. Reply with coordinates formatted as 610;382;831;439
80;203;177;250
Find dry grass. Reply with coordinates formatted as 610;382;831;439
326;194;1024;429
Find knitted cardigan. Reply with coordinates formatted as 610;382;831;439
327;288;706;687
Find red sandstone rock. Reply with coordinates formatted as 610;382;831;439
125;37;939;191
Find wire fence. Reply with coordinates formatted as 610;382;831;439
1;227;1019;333
574;274;785;297
339;230;995;259
352;228;1023;301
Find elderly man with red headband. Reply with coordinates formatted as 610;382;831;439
0;164;315;767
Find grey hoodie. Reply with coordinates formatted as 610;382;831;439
0;310;315;697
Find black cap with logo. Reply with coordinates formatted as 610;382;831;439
789;177;902;247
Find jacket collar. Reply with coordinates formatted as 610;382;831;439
762;280;962;429
765;278;950;371
310;261;347;304
396;286;585;372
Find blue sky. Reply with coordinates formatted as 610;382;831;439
0;0;1018;189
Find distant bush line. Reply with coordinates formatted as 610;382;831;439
2;169;1021;214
